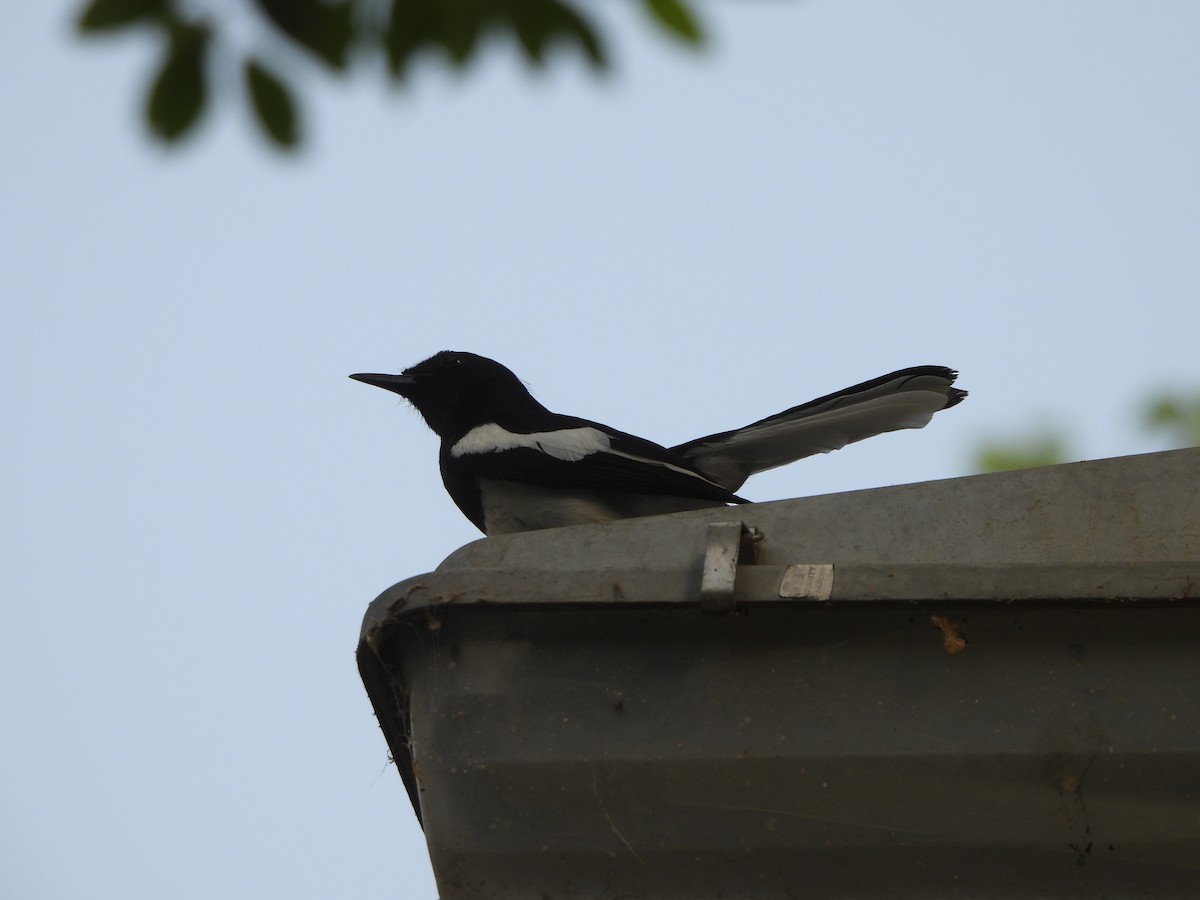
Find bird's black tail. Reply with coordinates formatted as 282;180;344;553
672;366;967;492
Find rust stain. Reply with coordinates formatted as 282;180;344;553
931;615;968;654
387;581;429;614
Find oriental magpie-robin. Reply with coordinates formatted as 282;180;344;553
350;351;966;535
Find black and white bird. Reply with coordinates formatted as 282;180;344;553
350;352;967;536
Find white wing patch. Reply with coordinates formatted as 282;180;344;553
451;423;612;462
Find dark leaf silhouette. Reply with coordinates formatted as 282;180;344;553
252;0;353;69
644;0;704;45
246;59;300;148
146;24;208;141
77;0;705;149
78;0;165;32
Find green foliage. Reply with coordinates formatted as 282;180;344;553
385;0;607;76
145;22;208;141
74;0;706;151
974;429;1070;474
971;387;1200;474
503;0;607;69
1141;390;1200;448
77;0;165;31
245;59;299;148
644;0;704;45
252;0;353;69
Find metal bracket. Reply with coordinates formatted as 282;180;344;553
699;522;762;613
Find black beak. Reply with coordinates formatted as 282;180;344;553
349;372;416;395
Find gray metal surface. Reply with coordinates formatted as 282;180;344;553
357;448;1200;898
430;447;1200;574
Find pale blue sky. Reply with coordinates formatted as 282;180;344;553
3;2;1198;897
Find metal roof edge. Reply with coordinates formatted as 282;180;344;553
432;447;1200;574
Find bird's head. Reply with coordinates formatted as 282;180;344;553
350;351;536;438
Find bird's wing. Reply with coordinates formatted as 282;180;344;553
448;419;746;504
672;366;966;491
